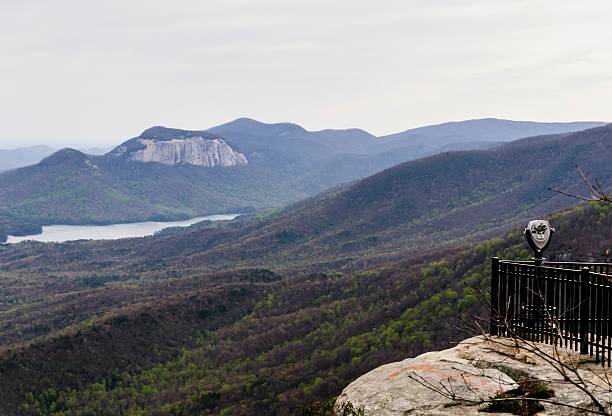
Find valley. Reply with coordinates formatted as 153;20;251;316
0;120;610;415
3;124;610;276
0;118;603;243
0;200;609;415
4;2;612;414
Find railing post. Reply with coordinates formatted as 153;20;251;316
580;267;591;355
533;259;542;343
534;256;544;267
490;257;500;336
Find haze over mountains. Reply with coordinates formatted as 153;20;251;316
4;0;612;413
0;118;602;172
0;146;56;173
0;118;604;242
0;145;108;174
3;123;611;276
0;114;610;415
0;124;610;414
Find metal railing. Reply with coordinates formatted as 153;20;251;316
490;258;612;366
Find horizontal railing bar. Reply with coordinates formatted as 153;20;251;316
507;330;612;344
499;260;612;266
542;262;612;266
492;257;612;367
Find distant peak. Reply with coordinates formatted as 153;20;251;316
231;117;263;125
140;126;170;137
313;127;376;138
47;148;84;157
218;117;307;133
39;148;86;166
140;126;189;139
137;126;218;141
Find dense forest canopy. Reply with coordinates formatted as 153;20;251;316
0;126;610;415
0;201;609;415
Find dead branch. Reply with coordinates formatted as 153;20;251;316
549;165;611;203
446;285;612;414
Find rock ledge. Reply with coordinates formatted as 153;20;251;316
337;336;612;415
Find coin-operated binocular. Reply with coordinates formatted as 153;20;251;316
524;220;555;266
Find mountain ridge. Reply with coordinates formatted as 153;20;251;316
381;118;605;142
2;124;610;276
0;122;610;415
0;119;606;242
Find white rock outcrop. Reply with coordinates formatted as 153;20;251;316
337;336;612;415
117;137;247;167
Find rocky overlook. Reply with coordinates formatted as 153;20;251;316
110;136;248;167
338;336;612;415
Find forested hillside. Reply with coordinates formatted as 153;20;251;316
3;1;611;414
0;119;603;242
3;124;610;276
0;202;609;415
0;123;609;415
0;148;302;242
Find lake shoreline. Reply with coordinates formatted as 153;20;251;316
5;214;241;244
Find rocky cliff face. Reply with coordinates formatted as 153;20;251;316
110;137;248;167
338;336;612;415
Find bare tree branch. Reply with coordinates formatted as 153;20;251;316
549;165;611;203
435;285;612;414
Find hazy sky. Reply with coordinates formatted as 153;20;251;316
2;0;612;148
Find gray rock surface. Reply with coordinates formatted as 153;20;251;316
337;336;612;415
118;137;247;167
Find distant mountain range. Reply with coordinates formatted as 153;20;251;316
0;145;108;173
0;145;56;173
0;137;610;415
4;123;611;276
0;118;605;242
381;118;603;142
0;118;602;173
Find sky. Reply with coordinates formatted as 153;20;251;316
1;0;612;148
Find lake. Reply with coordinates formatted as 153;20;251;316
5;214;241;244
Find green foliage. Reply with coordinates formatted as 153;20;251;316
0;187;609;415
274;230;302;244
80;274;121;288
297;399;366;416
483;381;554;416
0;150;307;238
